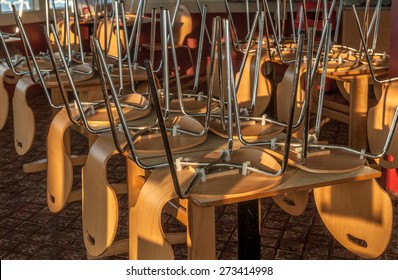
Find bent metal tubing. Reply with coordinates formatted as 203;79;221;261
353;5;398;84
145;57;284;198
226;19;305;176
160;9;211;137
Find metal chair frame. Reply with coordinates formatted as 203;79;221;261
159;8;212;138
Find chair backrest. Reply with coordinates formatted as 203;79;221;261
95;19;128;58
47;0;86;65
10;5;64;110
92;37;161;165
172;4;192;47
50;18;80;48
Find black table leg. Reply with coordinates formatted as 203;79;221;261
238;199;261;259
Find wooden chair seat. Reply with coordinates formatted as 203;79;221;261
70;93;151;130
325;60;361;72
134;115;207;154
265;146;365;173
209;117;284;140
330;46;389;68
166;96;210;114
140;43;164;52
330;45;359;60
314;179;392;258
109;65;148;82
188;147;282;200
367;54;389;68
130;147;282;259
44;65;95;87
17;58;56;72
15;54;92;75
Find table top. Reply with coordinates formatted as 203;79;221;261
131;129;380;207
190;164;380;207
321;62;389;78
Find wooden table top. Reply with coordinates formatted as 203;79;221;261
128;127;380;207
190;164;380;207
321;62;389;77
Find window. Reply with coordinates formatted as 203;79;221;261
51;0;66;9
0;0;35;13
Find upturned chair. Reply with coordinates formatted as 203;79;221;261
141;1;195;74
301;5;396;258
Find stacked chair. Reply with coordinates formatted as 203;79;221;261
0;28;27;131
44;0;152;257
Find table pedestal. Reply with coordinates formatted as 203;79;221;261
349;75;369;150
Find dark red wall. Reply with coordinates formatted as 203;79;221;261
389;1;398;77
2;12;275;77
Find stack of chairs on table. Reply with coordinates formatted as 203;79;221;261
1;0;398;260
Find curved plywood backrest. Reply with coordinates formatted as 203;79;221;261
94;19;127;58
13;75;36;155
235;54;273;116
130;167;177;260
0;64;9;130
172;4;193;47
209;50;273;116
207;48;227;100
130;147;282;259
277;63;306;124
272;191;309;216
314;179;392;258
47;109;74;213
335;80;350;102
368;81;398;168
82;133;120;257
49;18;83;56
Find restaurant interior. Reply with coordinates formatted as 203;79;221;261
0;0;397;260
